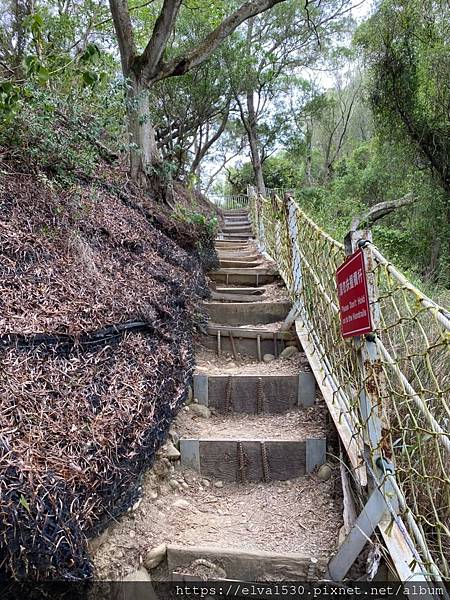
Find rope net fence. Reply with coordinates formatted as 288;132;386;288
250;192;450;582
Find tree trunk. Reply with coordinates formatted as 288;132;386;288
305;118;313;185
246;91;266;196
126;75;161;190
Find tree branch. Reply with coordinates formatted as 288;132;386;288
139;0;183;83
351;193;417;230
150;0;289;84
108;0;137;75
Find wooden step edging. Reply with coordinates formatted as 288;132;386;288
204;326;297;360
193;372;316;413
180;438;326;481
167;545;327;582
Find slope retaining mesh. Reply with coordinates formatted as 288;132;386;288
0;172;212;579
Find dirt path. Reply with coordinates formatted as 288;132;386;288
92;209;343;581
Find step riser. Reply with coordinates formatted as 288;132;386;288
217;253;260;260
203;333;286;358
210;291;266;303
209;272;277;286
214;287;265;295
218;235;252;241
204;301;291;326
193;373;316;413
167;546;327;582
215;241;251;247
222;225;252;232
219;260;262;269
180;438;326;482
205;326;297;360
223;222;251;229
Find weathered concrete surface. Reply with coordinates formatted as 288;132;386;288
204;300;291;326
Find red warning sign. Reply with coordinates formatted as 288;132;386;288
336;249;373;338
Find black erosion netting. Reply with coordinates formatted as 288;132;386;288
0;170;212;579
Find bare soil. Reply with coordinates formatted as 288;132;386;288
92;457;343;581
194;343;310;375
175;403;328;440
90;224;343;582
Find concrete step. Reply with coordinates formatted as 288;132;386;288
217;252;260;260
217;234;253;241
222;222;251;228
204;325;296;359
214;287;265;295
208;268;278;286
210;291;266;303
222;226;253;234
193;372;316;413
223;220;251;227
222;209;248;216
168;545;327;582
180;437;326;482
219;259;262;269
204;300;291;326
215;239;251;246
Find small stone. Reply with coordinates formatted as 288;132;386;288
280;346;299;359
129;530;136;538
122;567;151;582
181;482;189;490
144;543;167;570
168;429;180;447
193;398;199;403
132;498;142;512
190;404;211;418
87;528;109;552
169;479;180;490
317;464;332;481
202;479;210;488
263;353;275;363
183;406;190;412
228;362;236;368
172;498;190;509
214;480;223;489
186;385;193;405
183;472;197;485
149;490;158;501
164;442;181;461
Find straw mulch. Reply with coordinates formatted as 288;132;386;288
0;166;211;579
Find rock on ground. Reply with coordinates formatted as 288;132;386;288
280;346;299;359
189;404;211;418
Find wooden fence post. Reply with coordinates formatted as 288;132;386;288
281;194;303;331
328;228;398;581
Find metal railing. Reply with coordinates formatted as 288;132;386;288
209;194;249;210
250;192;450;585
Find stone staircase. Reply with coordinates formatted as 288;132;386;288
92;208;343;584
170;208;341;581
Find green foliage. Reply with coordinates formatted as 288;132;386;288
174;204;218;239
294;137;449;286
227;154;304;194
